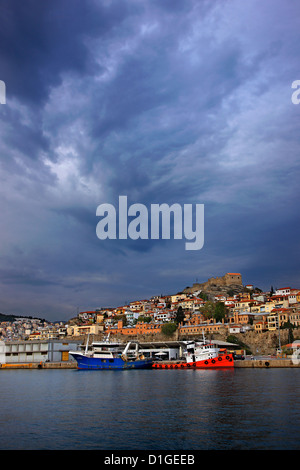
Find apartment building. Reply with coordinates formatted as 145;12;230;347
66;323;104;336
267;309;292;330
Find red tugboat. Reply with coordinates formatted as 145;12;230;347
152;335;234;369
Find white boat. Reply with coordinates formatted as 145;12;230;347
185;340;220;363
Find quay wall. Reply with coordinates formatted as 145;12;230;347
1;359;299;369
234;359;300;368
0;362;77;369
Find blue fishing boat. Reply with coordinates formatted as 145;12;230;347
70;336;153;370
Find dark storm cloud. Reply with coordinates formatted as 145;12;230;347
0;0;300;318
0;0;137;105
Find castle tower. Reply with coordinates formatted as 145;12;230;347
225;273;242;285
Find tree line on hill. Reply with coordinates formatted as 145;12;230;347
0;313;47;323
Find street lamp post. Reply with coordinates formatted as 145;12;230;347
277;311;282;354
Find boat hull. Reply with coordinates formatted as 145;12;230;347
71;353;153;370
152;353;234;369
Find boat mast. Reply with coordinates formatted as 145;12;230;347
121;342;132;361
85;333;90;354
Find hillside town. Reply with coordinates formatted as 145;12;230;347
1;273;300;345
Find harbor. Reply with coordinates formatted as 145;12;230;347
1;334;300;369
1;357;299;369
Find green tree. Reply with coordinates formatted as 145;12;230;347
176;306;185;324
226;335;252;355
161;322;177;337
200;301;215;319
214;302;227;322
137;315;151;323
199;291;209;301
114;314;127;326
282;321;295;344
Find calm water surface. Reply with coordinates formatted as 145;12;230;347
0;368;299;450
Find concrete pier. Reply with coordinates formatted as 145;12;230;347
0;362;77;369
234;358;300;368
1;359;299;369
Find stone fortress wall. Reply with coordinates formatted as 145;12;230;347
184;273;243;294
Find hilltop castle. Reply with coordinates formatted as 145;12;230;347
183;273;243;295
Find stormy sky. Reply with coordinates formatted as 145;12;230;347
0;0;299;320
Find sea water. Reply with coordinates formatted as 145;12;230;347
0;368;299;450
